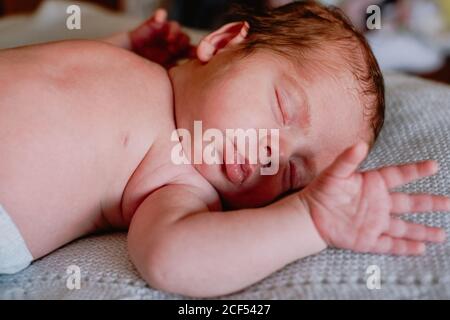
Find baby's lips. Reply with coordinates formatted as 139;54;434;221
434;229;447;243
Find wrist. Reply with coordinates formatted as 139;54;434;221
286;193;328;253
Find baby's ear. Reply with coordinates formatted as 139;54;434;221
197;21;249;62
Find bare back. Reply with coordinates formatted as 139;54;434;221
0;40;183;258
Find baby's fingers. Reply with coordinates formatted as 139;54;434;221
166;21;182;42
386;218;446;243
372;235;426;256
390;192;450;214
152;8;168;24
326;142;368;179
131;22;165;50
378;160;438;189
131;9;169;48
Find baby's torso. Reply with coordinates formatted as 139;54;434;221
0;40;199;258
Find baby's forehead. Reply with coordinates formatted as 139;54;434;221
284;62;372;137
232;47;370;114
245;47;359;85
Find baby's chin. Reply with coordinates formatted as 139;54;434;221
195;163;282;209
195;162;236;193
220;192;277;210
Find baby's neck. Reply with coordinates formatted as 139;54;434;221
168;61;193;131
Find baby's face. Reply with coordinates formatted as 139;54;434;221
172;49;370;209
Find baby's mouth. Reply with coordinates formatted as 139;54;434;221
224;162;246;185
222;143;254;186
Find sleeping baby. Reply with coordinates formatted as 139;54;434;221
0;1;449;297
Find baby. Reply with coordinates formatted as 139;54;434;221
0;1;449;297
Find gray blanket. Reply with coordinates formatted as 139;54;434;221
0;73;449;299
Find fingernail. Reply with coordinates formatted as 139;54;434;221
433;162;439;172
438;230;447;242
155;9;167;23
418;243;426;255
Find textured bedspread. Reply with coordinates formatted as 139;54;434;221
0;74;449;299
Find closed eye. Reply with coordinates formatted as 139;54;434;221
275;88;286;125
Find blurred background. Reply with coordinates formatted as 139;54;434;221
1;0;450;84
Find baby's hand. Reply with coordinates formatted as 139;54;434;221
129;9;196;69
299;142;450;256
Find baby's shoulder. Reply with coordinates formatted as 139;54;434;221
2;39;172;98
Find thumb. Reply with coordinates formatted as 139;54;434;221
326;141;369;178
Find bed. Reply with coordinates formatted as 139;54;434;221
0;0;449;300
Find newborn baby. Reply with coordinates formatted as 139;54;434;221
0;1;449;297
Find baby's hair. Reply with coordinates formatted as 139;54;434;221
228;0;385;144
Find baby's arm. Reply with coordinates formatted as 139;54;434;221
128;184;326;298
128;142;450;298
